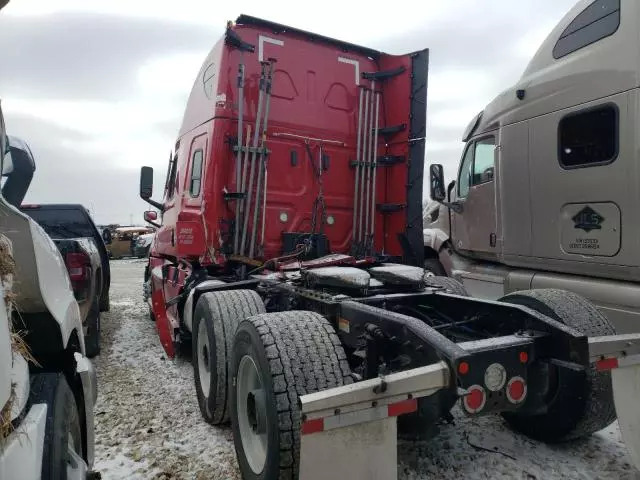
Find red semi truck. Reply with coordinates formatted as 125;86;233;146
139;15;640;480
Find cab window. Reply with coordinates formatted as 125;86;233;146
457;136;496;198
472;138;495;185
189;149;203;197
457;145;474;198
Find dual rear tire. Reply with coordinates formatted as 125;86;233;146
192;290;351;480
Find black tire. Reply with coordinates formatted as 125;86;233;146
29;373;85;480
230;311;352;480
424;257;446;276
424;275;469;296
192;289;265;425
84;298;101;358
499;289;616;442
99;290;110;312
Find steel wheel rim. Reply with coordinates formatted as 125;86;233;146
197;319;211;396
237;354;268;474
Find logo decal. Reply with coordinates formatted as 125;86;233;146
202;62;216;99
572;206;604;233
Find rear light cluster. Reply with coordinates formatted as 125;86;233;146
65;252;91;300
459;351;529;415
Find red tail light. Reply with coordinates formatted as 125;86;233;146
462;385;486;414
506;376;527;404
65;252;90;281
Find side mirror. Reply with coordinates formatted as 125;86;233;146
429;164;446;202
144;210;158;222
139;166;165;212
143;210;161;228
140;166;154;199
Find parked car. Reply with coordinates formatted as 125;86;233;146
134;231;155;258
19;201;111;358
106;226;153;259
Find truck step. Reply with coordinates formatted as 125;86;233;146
377;203;405;213
376;124;406;139
349;155;406;169
362;66;406;81
223;192;247;201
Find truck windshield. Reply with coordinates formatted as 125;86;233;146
21;208;96;239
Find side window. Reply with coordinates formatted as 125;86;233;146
457;145;474;198
559;104;618;169
472;137;495;185
458;136;496;198
189;149;204;197
553;0;620;59
166;152;178;200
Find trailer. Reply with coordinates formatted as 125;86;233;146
139;13;640;480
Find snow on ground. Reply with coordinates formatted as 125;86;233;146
93;260;239;480
93;260;640;479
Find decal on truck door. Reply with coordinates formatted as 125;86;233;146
560;202;620;257
572;206;604;233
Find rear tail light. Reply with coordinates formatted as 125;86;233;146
506;376;527;404
484;363;507;392
65;252;91;282
462;385;486;413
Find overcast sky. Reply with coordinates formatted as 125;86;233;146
0;0;578;225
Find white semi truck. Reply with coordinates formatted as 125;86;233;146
424;0;640;335
0;12;98;475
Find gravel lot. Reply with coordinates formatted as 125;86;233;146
92;260;640;479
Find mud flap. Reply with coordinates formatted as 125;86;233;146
151;288;175;358
298;362;450;480
590;334;640;471
612;366;640;471
300;417;397;480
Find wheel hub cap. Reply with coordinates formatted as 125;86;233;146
237;355;268;474
197;320;211;396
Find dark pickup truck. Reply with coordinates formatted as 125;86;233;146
20;204;111;357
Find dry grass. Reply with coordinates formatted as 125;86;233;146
0;240;15;284
0;384;15;441
0;240;36;442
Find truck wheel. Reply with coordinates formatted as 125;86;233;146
424;276;469;296
230;311;352;480
84;298;100;358
499;289;616;442
29;372;86;480
143;278;155;322
192;289;265;425
424;257;446;276
99;290;110;312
